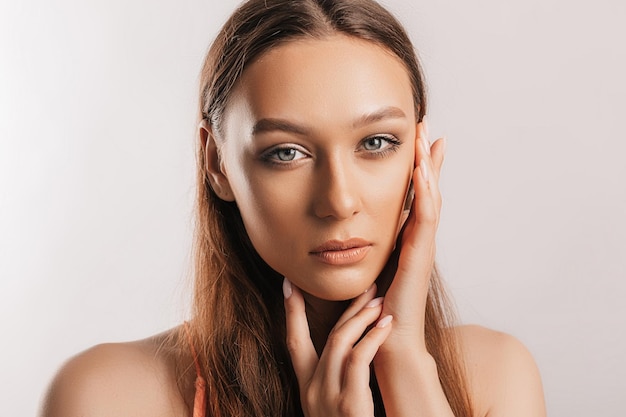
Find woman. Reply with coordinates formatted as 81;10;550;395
41;0;546;416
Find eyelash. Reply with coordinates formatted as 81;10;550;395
260;145;309;167
358;134;402;158
260;134;402;166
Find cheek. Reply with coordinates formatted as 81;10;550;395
367;180;410;247
222;144;413;283
243;191;299;237
364;159;413;219
231;172;308;264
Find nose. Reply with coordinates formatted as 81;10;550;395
312;155;362;220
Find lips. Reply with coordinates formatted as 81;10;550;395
310;238;372;265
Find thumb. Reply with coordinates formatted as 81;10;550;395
283;277;318;389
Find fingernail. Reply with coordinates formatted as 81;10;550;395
365;297;384;308
364;283;376;293
419;159;429;182
422;115;429;138
376;315;393;328
422;136;431;155
282;277;292;299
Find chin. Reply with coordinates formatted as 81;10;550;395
304;275;377;302
274;256;387;301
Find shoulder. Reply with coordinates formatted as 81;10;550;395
455;325;546;417
40;329;191;417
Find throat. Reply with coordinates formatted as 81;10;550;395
302;294;351;355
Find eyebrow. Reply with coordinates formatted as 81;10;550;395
251;106;407;136
252;118;310;136
352;106;407;128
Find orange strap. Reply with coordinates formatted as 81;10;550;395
183;321;206;417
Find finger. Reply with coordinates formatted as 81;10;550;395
333;283;377;330
416;120;429;162
283;277;318;389
413;123;442;221
318;299;384;390
415;121;438;192
417;117;429;144
429;137;445;212
430;136;446;179
394;142;438;280
342;315;393;395
405;156;438;247
418;117;445;182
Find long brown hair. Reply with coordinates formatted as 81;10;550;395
184;0;473;416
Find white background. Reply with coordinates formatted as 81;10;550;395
1;0;624;415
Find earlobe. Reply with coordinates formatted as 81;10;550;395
199;120;235;202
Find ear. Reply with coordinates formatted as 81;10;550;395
199;120;236;202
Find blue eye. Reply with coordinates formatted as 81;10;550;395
262;145;308;165
363;136;384;151
363;137;384;150
275;148;299;161
360;135;401;155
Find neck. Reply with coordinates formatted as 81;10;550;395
302;293;351;355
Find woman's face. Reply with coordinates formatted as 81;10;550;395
215;35;416;301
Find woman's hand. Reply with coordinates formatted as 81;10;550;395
378;119;445;354
283;279;393;417
282;120;451;417
371;120;456;417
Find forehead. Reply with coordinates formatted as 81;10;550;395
224;35;415;129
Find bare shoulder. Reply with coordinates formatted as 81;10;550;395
455;325;546;417
40;328;190;417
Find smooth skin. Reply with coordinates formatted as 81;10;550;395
282;117;449;416
207;37;416;303
40;36;546;417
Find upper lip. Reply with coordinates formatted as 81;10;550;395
310;238;372;253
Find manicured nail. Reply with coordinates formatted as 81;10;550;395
419;159;429;182
282;277;292;299
376;315;393;328
365;297;384;308
422;115;429;138
422;136;431;155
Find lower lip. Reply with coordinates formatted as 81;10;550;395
310;246;371;265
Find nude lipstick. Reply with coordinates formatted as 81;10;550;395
309;238;372;265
